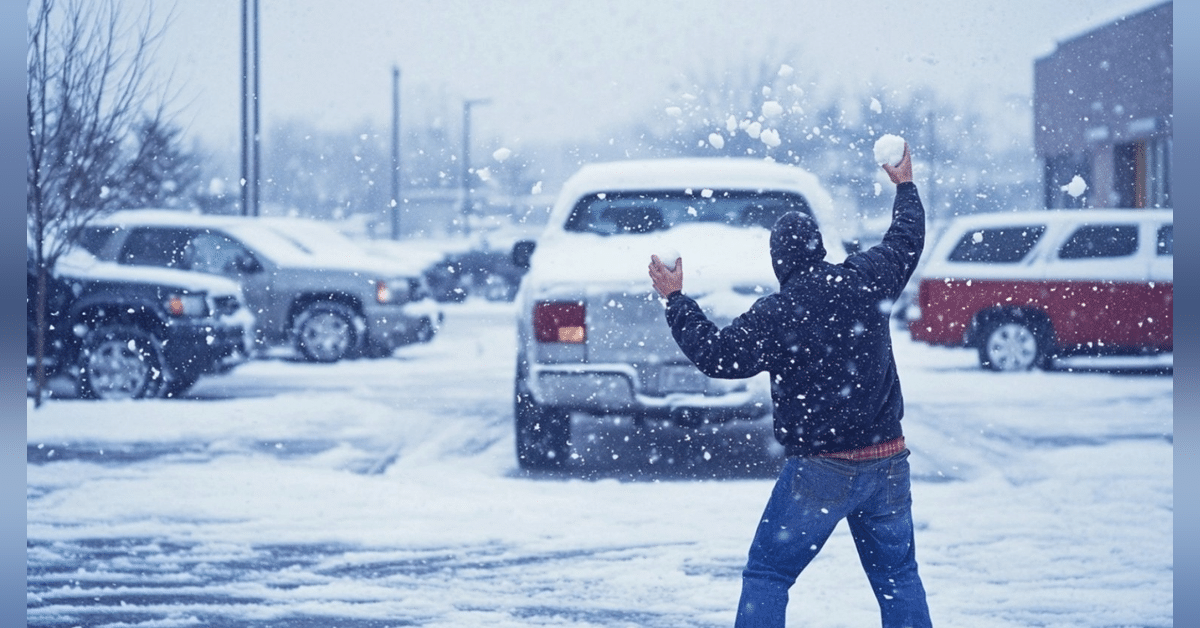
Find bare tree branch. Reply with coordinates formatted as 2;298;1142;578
26;0;180;406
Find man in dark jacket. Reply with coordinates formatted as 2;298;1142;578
648;144;932;628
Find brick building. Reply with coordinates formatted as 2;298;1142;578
1034;2;1172;209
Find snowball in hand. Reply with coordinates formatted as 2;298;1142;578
653;247;680;271
873;134;907;167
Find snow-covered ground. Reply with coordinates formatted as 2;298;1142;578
27;299;1172;627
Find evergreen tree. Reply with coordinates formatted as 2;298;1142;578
122;116;200;208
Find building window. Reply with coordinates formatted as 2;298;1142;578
1114;136;1171;208
1146;136;1171;208
1113;140;1140;207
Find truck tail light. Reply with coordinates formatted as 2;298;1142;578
533;301;586;343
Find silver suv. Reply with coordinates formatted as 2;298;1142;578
79;210;442;362
511;158;848;469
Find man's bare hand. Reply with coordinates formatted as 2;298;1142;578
882;142;913;185
649;255;683;298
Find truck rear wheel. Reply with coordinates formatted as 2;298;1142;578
515;385;571;470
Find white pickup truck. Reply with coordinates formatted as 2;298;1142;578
511;158;849;469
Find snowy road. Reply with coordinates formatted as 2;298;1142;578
27;300;1173;627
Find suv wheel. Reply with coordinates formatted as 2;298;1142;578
294;302;357;362
978;318;1044;371
78;325;166;400
515;384;571;470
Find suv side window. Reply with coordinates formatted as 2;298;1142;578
76;227;119;256
185;231;261;276
947;226;1045;263
1057;224;1138;259
119;228;193;269
1157;225;1173;256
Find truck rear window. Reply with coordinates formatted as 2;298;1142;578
947;226;1045;263
563;190;812;235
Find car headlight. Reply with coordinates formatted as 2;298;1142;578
166;293;209;317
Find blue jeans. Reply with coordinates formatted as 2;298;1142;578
734;450;931;628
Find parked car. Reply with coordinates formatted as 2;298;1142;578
77;210;442;363
908;208;1173;371
424;249;527;302
509;158;851;469
27;249;254;399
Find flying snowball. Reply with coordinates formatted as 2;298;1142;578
778;64;794;77
745;121;762;139
761;101;784;118
1061;175;1088;198
531;181;543;194
708;133;725;149
666;106;682;117
726;115;738;133
653;247;680;271
760;128;782;148
492;147;512;162
870;98;883;114
873;134;906;166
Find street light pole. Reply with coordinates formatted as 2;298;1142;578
251;0;261;217
240;0;261;217
391;66;401;240
461;98;491;236
240;0;249;216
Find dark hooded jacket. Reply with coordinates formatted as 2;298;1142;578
664;182;925;456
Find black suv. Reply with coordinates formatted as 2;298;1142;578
424;249;527;302
27;251;255;399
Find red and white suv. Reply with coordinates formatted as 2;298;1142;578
908;209;1172;371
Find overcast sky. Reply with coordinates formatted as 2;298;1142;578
151;0;1161;152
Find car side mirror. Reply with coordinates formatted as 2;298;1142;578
512;240;536;270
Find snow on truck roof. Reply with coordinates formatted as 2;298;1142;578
560;158;831;198
548;158;840;235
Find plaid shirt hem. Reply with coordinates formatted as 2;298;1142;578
815;436;906;462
